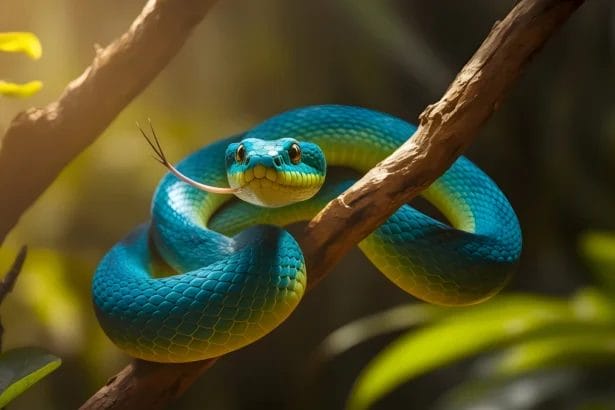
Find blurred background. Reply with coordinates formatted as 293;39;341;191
0;0;614;409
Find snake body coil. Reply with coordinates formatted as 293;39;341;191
93;105;522;363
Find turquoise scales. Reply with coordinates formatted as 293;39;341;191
92;105;522;363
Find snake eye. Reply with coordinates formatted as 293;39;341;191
235;144;246;163
288;143;301;164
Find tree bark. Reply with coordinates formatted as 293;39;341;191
81;358;217;409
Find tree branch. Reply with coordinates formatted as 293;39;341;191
81;358;217;409
302;0;586;287
0;0;218;243
80;0;586;408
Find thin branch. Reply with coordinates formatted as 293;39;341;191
0;246;27;352
0;0;219;243
81;0;586;408
0;246;27;306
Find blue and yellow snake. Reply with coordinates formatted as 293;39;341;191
93;105;522;363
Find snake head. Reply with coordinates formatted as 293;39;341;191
225;137;326;208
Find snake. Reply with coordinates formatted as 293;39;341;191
92;105;522;363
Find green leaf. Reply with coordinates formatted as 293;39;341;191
0;32;42;59
347;294;610;410
491;328;615;378
0;80;43;97
0;347;61;407
317;304;446;360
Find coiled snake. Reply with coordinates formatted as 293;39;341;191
93;105;522;363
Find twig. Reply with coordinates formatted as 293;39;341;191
81;0;586;408
0;246;27;352
0;246;27;306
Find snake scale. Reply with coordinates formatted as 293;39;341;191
93;105;522;363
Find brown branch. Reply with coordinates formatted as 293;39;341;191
81;0;586;408
302;0;586;287
0;246;27;352
0;0;218;243
81;358;217;409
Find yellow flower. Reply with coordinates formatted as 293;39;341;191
0;32;43;97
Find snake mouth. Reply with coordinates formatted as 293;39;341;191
229;164;323;190
228;165;324;208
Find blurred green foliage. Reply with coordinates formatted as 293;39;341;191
580;232;615;294
336;232;615;410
